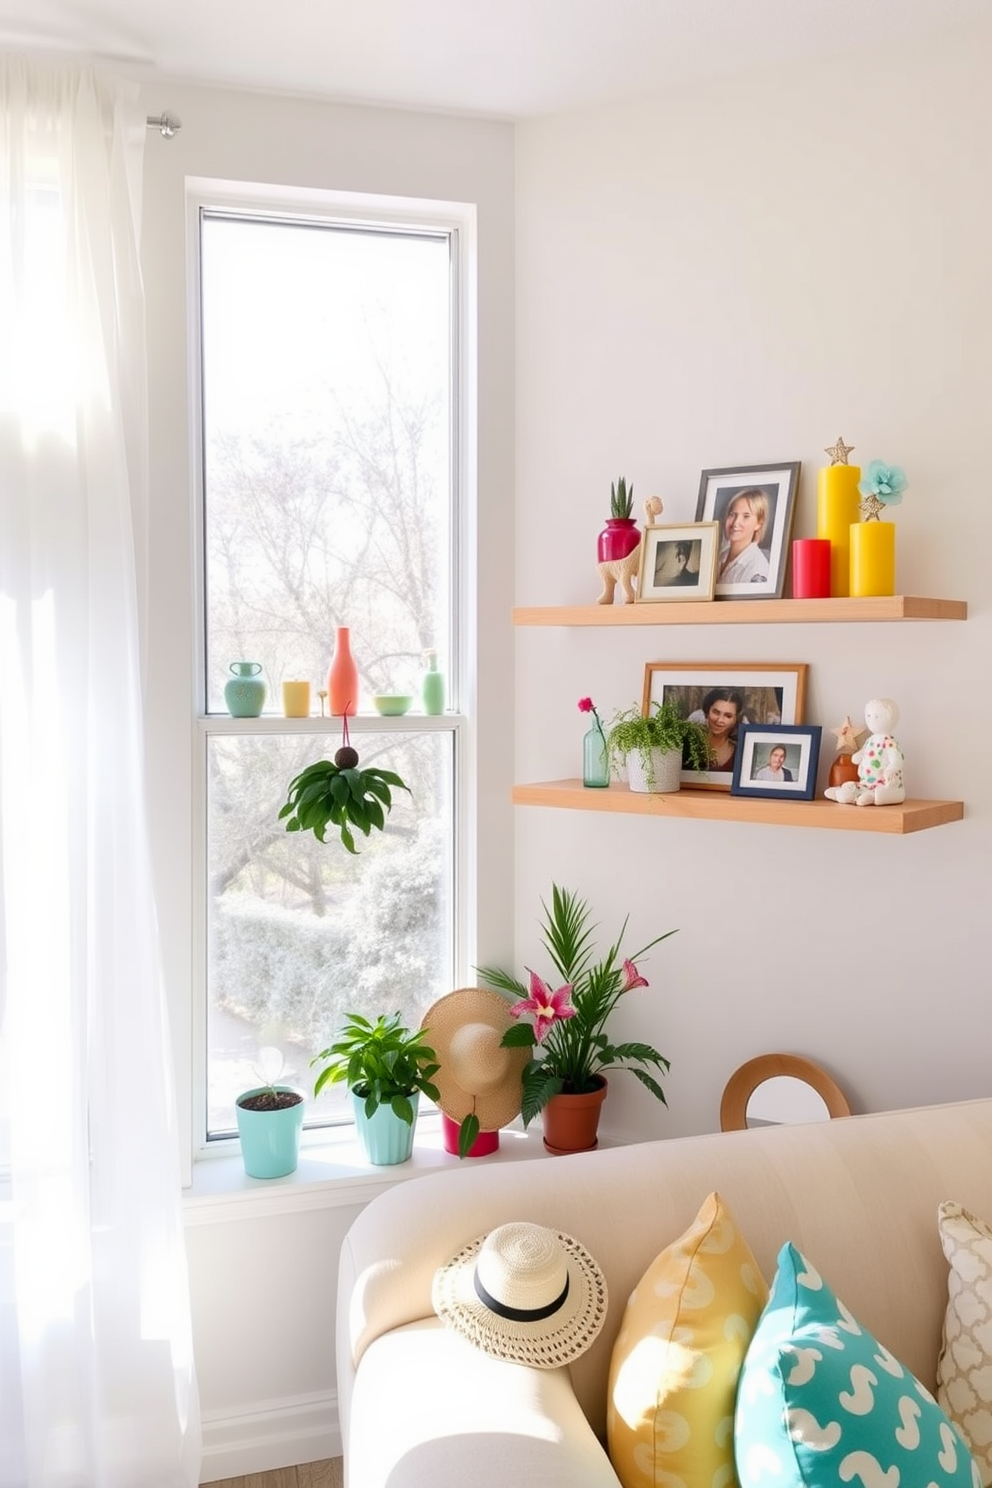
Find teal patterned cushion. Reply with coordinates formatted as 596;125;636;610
736;1241;981;1488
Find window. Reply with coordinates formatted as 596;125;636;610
193;195;464;1144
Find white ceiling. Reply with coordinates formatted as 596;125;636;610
3;0;991;119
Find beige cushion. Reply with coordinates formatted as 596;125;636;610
606;1191;767;1488
938;1201;992;1486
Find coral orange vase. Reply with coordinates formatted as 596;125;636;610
541;1077;608;1155
327;626;359;716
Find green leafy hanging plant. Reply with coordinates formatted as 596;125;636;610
278;715;410;854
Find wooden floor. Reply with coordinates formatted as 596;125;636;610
204;1458;343;1488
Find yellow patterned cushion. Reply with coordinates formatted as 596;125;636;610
938;1201;992;1486
606;1191;768;1488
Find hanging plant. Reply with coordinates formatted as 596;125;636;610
278;715;410;854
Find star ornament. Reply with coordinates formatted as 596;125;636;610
824;436;855;466
831;715;866;755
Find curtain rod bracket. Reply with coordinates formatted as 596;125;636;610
146;113;181;139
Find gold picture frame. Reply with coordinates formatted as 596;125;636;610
635;522;719;603
642;661;808;790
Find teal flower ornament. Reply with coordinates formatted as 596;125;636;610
858;459;908;521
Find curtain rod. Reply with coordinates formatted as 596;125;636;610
146;112;181;139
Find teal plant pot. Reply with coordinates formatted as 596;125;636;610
353;1091;419;1165
235;1086;305;1178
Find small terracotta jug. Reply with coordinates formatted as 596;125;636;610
829;753;860;789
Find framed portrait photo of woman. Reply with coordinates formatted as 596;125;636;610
696;461;800;600
642;661;808;790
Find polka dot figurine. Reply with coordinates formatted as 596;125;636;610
824;698;905;806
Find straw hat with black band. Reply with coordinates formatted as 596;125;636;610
420;987;530;1133
432;1220;608;1368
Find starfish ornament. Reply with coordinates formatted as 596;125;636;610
831;715;865;755
824;436;855;466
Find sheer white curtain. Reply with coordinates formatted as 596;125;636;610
0;58;201;1488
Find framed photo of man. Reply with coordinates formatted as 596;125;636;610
731;724;823;801
695;461;800;600
642;661;808;790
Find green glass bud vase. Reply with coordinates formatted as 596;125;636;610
583;725;609;788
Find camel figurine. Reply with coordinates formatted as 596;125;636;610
824;698;905;806
596;496;664;605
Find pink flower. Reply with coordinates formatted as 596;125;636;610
621;958;648;992
578;697;594;713
510;969;576;1043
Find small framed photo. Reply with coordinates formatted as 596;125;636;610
636;522;719;603
695;461;801;600
731;724;823;801
643;661;808;791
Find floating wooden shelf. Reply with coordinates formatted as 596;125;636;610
513;596;967;627
512;780;964;835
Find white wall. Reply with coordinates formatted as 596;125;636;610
513;21;991;1142
135;79;515;1477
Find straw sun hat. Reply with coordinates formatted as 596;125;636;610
432;1221;608;1369
421;987;530;1133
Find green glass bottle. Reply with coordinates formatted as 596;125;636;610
421;649;445;715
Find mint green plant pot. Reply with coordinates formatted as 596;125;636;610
235;1086;305;1178
353;1091;419;1165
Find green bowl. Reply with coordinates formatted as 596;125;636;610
372;695;415;716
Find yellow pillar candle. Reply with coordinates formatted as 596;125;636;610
817;465;861;597
849;521;895;597
281;679;311;717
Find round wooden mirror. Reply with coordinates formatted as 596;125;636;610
719;1053;851;1132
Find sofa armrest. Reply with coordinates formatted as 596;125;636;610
346;1318;621;1488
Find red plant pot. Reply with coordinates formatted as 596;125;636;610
597;518;640;564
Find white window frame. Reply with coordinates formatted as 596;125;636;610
184;179;478;1164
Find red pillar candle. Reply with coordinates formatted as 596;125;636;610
792;538;831;599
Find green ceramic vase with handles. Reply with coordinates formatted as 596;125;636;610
224;661;266;717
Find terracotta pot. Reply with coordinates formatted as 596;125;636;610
541;1077;608;1155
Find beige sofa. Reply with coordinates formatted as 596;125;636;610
336;1098;992;1486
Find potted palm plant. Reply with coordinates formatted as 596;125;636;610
476;885;674;1154
312;1012;441;1165
606;698;709;793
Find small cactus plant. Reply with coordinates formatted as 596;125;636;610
610;476;633;518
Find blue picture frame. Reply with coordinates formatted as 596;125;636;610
731;723;822;801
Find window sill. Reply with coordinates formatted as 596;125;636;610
182;1118;560;1225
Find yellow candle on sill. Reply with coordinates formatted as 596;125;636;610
849;521;895;597
817;465;861;597
281;679;312;718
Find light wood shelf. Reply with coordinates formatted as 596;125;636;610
512;780;964;834
513;596;967;627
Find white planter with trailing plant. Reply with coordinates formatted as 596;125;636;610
626;745;682;794
607;699;710;794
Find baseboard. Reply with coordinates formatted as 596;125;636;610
199;1389;341;1482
